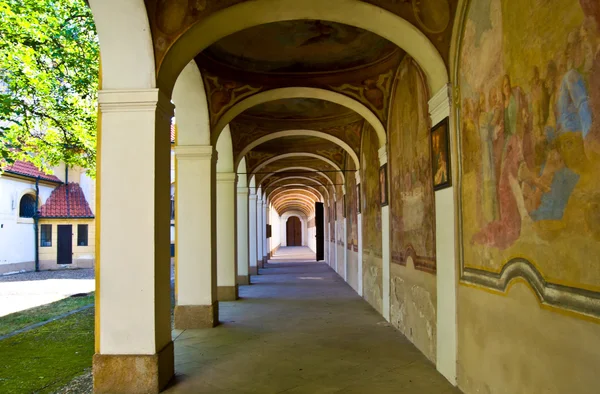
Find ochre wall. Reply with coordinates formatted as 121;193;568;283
388;56;437;362
38;219;95;269
345;153;360;291
360;123;383;314
457;0;600;392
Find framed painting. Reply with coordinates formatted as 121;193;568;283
379;164;388;206
431;117;451;191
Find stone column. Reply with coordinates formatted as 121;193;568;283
93;89;174;393
173;144;218;329
429;83;457;384
379;146;391;322
216;172;238;301
356;173;364;297
237;186;250;285
256;194;264;269
248;191;258;276
262;201;268;265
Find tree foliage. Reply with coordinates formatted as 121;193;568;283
0;0;99;176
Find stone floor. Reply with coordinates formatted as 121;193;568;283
165;246;460;393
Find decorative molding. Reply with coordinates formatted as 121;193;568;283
462;260;600;320
428;83;451;126
98;89;174;117
216;172;237;183
174;145;213;159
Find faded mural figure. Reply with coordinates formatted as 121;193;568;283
461;0;600;288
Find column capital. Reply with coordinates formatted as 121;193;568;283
237;188;249;196
98;88;174;118
378;145;388;166
175;145;213;159
428;83;451;126
216;172;236;183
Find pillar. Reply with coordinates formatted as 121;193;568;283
94;89;174;393
237;186;250;285
429;84;457;384
248;190;258;276
379;146;391;322
262;200;268;264
173;144;218;329
357;173;364;296
216;172;238;301
256;194;264;269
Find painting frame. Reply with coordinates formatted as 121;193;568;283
431;117;451;191
379;164;388;207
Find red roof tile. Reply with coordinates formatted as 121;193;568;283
2;160;62;183
40;183;94;218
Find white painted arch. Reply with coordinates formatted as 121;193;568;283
265;176;330;200
272;195;318;214
89;0;155;90
259;167;335;189
158;0;448;96
252;153;343;182
214;88;386;148
173;61;211;146
237;130;359;171
269;187;322;203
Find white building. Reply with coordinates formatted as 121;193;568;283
0;161;95;274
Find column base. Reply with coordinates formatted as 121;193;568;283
217;285;239;301
93;341;174;394
174;303;218;329
249;266;258;275
237;275;250;285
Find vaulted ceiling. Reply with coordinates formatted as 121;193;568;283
149;0;458;216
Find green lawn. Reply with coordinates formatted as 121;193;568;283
0;307;95;394
0;293;94;337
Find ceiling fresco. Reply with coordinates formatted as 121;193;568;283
230;120;364;163
244;98;353;121
145;0;458;70
145;0;457;217
254;157;339;187
245;135;347;174
203;21;398;73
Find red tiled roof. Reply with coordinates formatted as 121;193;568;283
2;160;62;183
40;183;94;218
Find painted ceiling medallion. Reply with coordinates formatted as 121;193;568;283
156;0;188;35
412;0;450;34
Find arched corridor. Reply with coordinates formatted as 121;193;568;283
165;247;457;393
89;0;600;393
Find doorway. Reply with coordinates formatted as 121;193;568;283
57;225;73;265
286;217;302;246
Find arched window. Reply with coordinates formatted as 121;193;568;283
19;194;36;218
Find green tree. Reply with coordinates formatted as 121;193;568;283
0;0;99;176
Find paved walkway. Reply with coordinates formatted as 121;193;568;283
166;247;459;393
0;269;94;317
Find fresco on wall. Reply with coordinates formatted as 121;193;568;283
390;57;436;273
361;123;383;312
460;0;600;296
387;56;437;362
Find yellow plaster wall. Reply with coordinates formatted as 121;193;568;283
38;219;96;269
457;283;600;394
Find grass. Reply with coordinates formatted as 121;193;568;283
0;293;94;337
0;307;95;394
